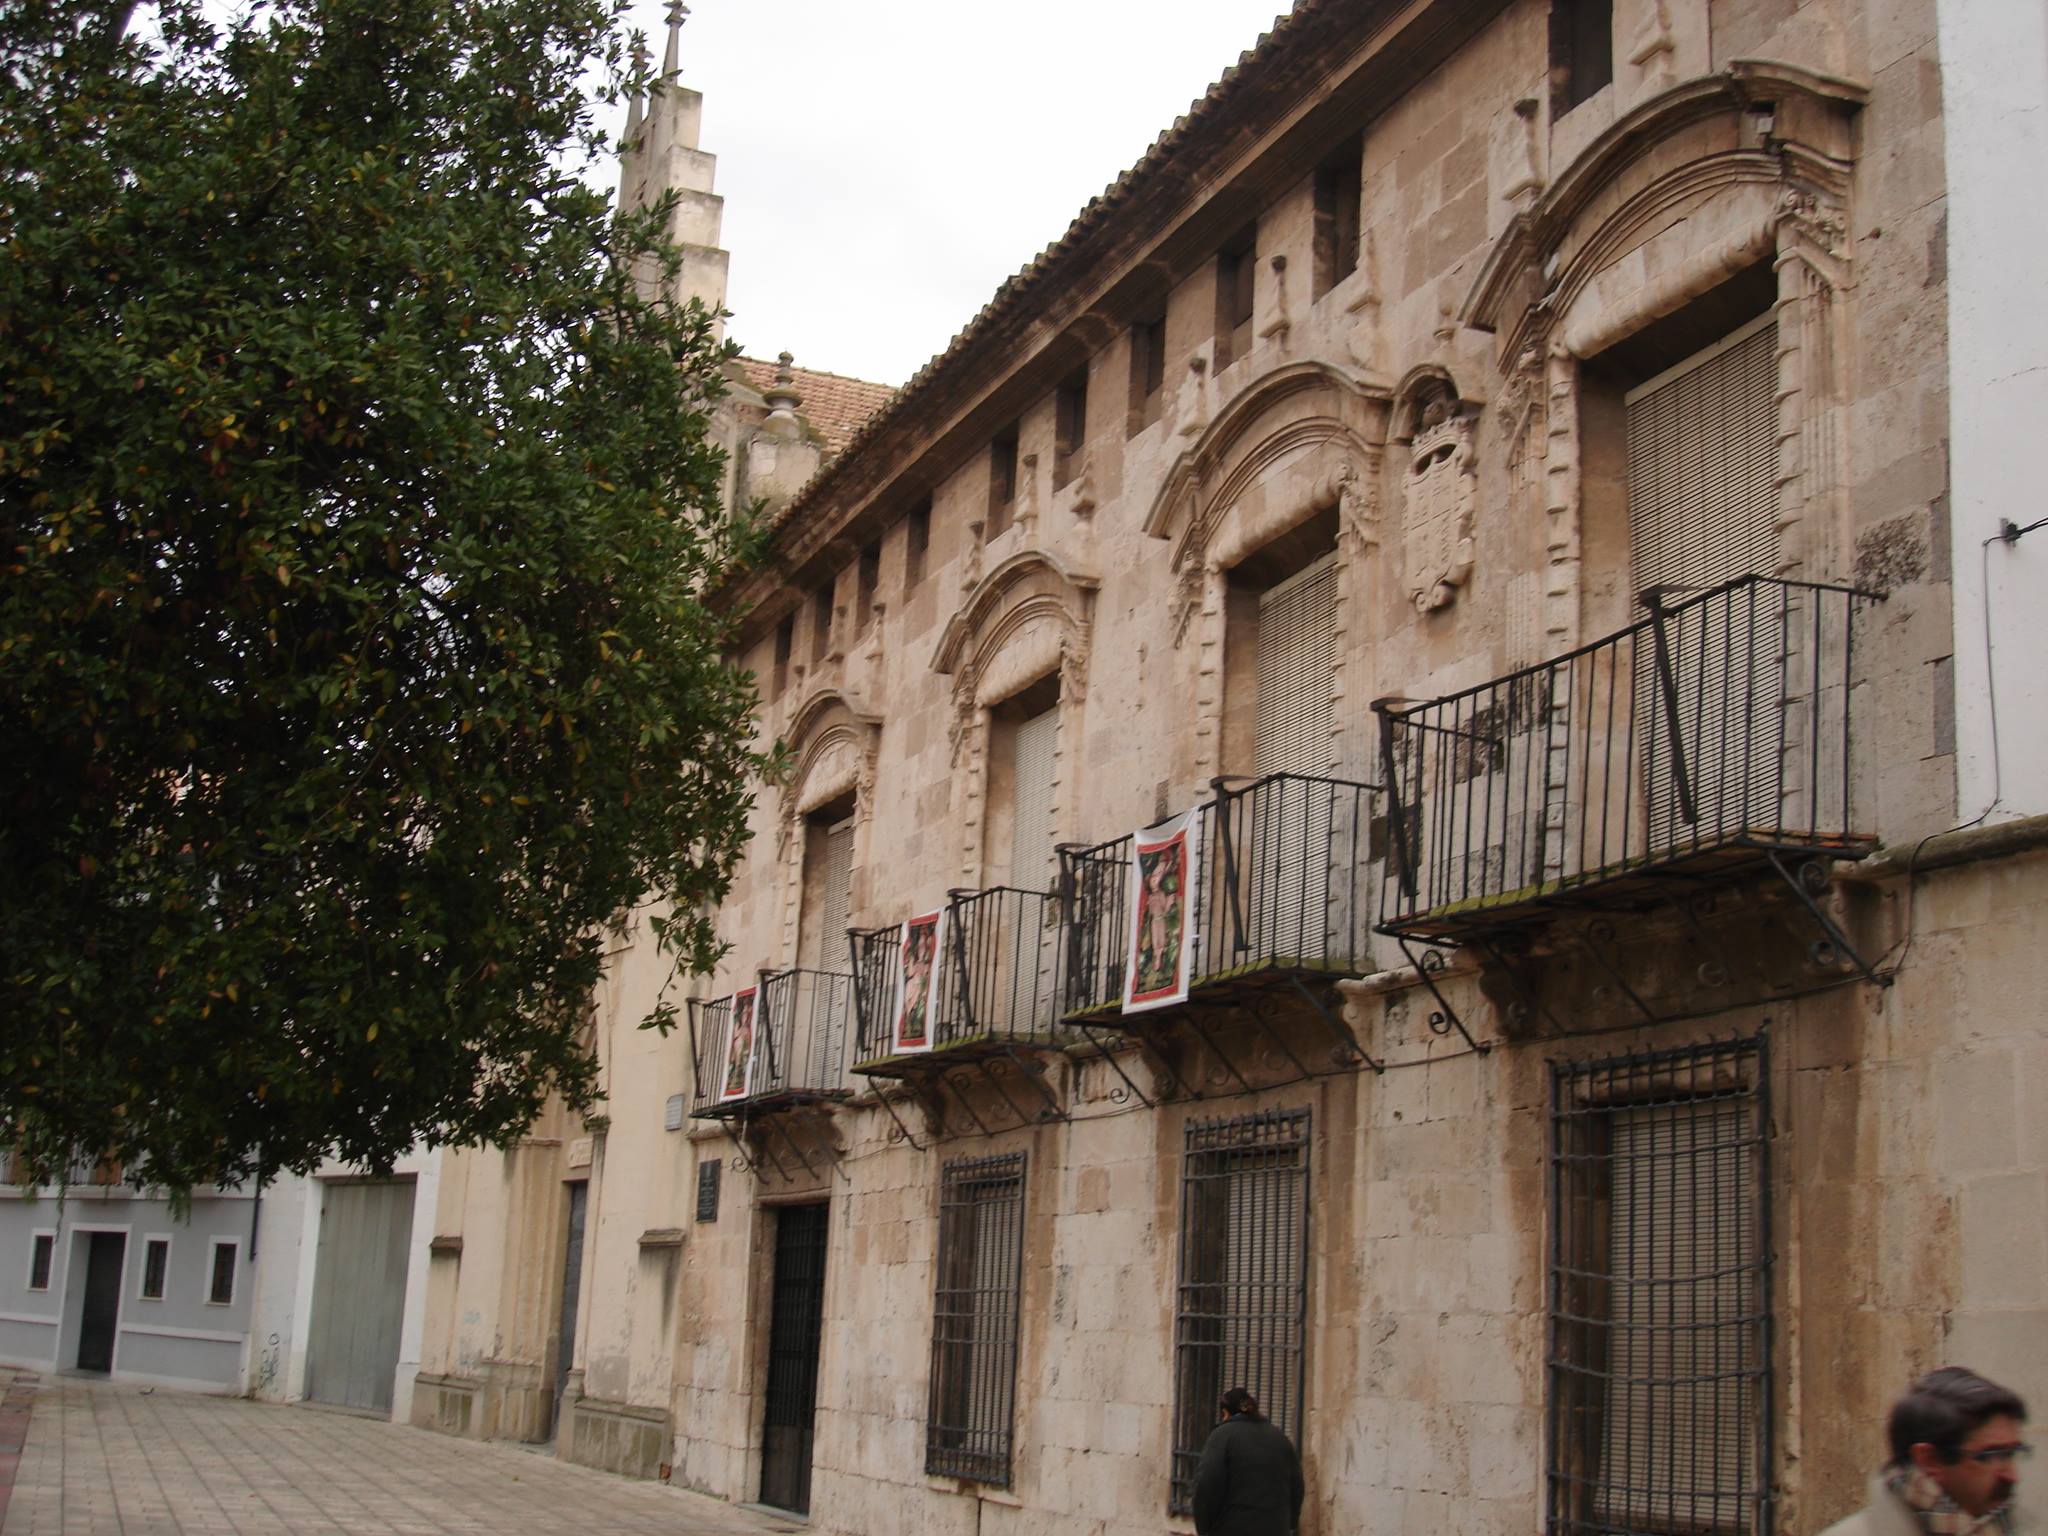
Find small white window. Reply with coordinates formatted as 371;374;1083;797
140;1236;171;1301
206;1238;238;1306
27;1231;55;1291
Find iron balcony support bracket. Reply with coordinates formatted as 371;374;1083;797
1140;1022;1202;1102
872;1086;929;1152
1570;916;1662;1026
1657;886;1741;989
1468;931;1568;1036
732;1112;783;1181
1072;1020;1157;1109
967;1058;1031;1129
1181;1007;1257;1096
937;1069;998;1139
994;1050;1067;1124
1765;849;1893;988
759;1112;819;1181
1229;990;1316;1082
1392;934;1491;1053
1287;972;1383;1072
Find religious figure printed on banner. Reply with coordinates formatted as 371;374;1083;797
1123;808;1201;1013
891;909;943;1054
719;985;759;1102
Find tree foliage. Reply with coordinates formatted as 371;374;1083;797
0;0;762;1189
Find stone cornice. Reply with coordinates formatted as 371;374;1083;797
722;0;1513;649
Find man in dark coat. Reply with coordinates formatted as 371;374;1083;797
1192;1388;1305;1536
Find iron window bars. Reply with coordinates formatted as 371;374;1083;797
687;968;855;1118
760;1203;830;1515
1061;771;1378;1018
1170;1106;1312;1514
1548;1035;1771;1536
926;1152;1028;1485
849;886;1088;1066
1375;576;1880;941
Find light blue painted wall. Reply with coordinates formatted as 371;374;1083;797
0;1185;257;1387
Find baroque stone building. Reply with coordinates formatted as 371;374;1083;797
413;2;2048;1534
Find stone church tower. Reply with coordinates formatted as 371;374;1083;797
618;3;894;520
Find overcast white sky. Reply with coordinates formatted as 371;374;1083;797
617;1;1299;387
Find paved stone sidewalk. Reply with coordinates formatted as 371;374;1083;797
0;1375;800;1536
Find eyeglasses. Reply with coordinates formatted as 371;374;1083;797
1962;1444;2034;1466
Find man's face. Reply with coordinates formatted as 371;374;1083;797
1916;1414;2026;1518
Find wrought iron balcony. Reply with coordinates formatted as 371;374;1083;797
849;885;1081;1072
1373;576;1882;946
1060;771;1379;1019
687;967;854;1120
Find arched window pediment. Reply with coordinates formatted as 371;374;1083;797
932;549;1098;684
1143;361;1390;558
1461;60;1867;364
780;687;881;820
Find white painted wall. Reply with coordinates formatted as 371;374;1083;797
1939;0;2048;820
244;1147;441;1420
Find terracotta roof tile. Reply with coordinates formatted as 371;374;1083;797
734;357;897;458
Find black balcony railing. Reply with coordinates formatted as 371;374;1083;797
1061;771;1378;1018
850;886;1086;1069
1374;575;1881;941
689;967;854;1118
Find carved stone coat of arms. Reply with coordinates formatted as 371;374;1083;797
1404;404;1477;612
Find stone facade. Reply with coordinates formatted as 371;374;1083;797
418;1;2048;1533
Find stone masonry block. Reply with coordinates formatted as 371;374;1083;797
1959;1171;2048;1308
1935;1047;2020;1175
1463;1402;1539;1501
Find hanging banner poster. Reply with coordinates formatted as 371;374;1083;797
891;908;945;1054
718;986;760;1102
1123;807;1201;1013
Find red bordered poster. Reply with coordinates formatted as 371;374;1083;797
891;909;944;1054
717;986;760;1102
1122;807;1200;1013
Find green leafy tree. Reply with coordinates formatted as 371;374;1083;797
0;0;761;1190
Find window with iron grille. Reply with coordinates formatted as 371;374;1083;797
207;1238;239;1306
1170;1108;1310;1514
926;1152;1027;1485
1548;1035;1771;1536
140;1237;170;1300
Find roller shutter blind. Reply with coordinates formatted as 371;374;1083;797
815;820;854;961
812;820;855;1082
1253;554;1338;777
1008;705;1059;890
1253;555;1337;958
1626;316;1779;849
